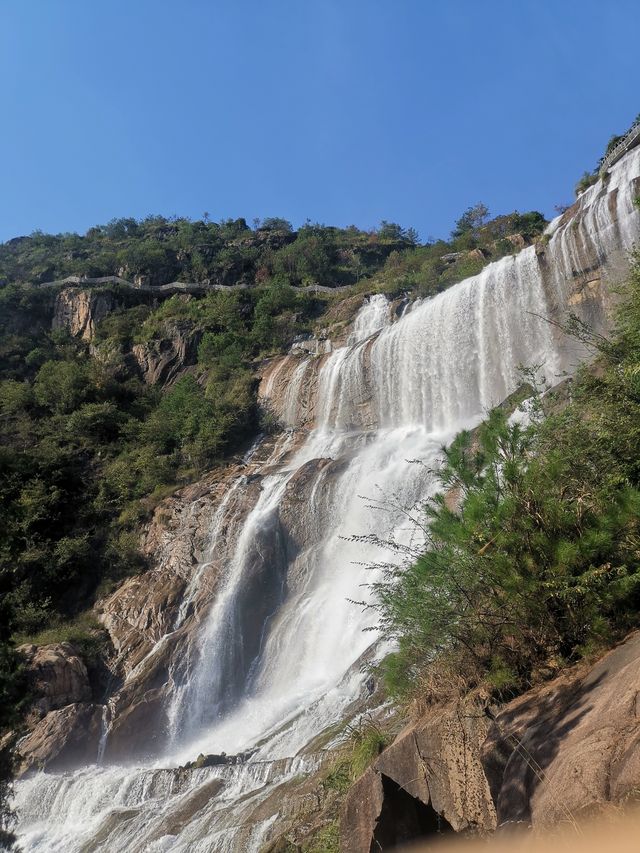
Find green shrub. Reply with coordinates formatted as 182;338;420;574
13;612;110;668
323;719;390;792
575;170;599;196
0;380;32;415
34;360;89;413
305;820;340;853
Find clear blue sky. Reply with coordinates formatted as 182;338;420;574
1;0;638;243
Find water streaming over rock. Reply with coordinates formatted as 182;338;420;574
15;149;640;851
347;292;392;343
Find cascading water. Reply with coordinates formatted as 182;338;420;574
347;292;392;343
15;148;640;852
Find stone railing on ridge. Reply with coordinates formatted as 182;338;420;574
600;120;640;175
34;274;354;295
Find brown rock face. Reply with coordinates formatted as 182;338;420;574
52;287;118;340
341;632;640;849
258;293;387;431
17;703;103;775
259;353;327;429
505;233;526;250
20;642;92;720
14;643;101;776
98;566;186;679
341;707;496;852
132;322;202;386
259;338;377;432
278;457;335;554
482;632;640;828
98;459;266;678
94;473;232;761
105;682;173;764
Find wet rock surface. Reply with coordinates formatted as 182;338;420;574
181;751;253;769
258;352;326;429
279;457;334;556
104;682;172;764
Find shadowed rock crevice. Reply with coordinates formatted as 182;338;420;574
341;711;496;852
371;774;453;851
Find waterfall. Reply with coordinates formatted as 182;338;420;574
15;148;640;852
96;706;110;765
347;292;392;343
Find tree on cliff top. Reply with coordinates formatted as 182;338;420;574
451;202;490;239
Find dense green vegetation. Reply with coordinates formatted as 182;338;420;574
0;206;547;643
0;280;327;640
0;217;416;290
364;207;546;298
375;250;640;702
0;208;547;298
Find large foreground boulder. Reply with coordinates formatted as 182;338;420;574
341;632;640;851
483;631;640;827
341;707;496;852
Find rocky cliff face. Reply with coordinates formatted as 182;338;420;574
16;643;101;775
13;149;640;850
52;287;120;340
482;631;640;828
131;321;202;386
337;632;640;851
96;460;264;762
51;285;202;385
17;704;105;776
19;642;92;720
